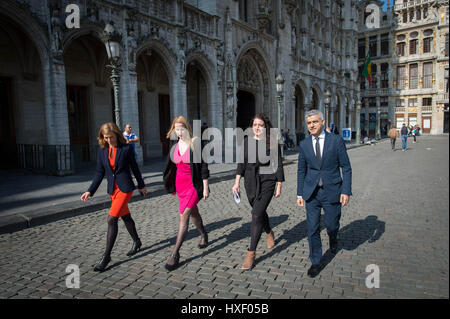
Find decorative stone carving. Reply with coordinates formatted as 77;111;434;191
128;30;138;72
50;9;63;62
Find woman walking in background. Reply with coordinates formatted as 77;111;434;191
163;116;210;271
81;122;147;272
232;113;285;270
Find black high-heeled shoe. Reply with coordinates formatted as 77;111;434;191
126;239;142;256
164;252;180;271
93;255;111;272
198;233;208;249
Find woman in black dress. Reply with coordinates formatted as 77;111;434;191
232;114;285;270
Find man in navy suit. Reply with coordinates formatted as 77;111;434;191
297;110;352;278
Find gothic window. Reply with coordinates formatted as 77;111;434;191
381;63;389;88
239;0;249;23
423;37;432;53
423;62;433;88
369;36;377;57
397;65;406;89
358;38;365;59
370;64;377;89
380;34;389;56
397;42;405;56
409;64;418;89
410;39;417;55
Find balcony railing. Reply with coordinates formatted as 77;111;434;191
422;75;433;88
437;93;449;103
395;0;435;11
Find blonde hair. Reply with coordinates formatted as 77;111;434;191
97;122;127;148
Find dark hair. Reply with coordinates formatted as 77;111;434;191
250;113;276;148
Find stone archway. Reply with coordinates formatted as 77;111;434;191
294;84;306;140
0;10;47;168
135;46;172;158
236;45;273;124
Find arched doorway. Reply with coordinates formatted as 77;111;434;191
294;85;306;142
236;90;255;130
136;48;171;158
64;33;109;166
312;89;319;110
0;13;45;168
186;61;208;127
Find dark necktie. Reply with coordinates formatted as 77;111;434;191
315;137;321;164
315;137;323;187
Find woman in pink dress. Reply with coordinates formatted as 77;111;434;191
163;116;210;271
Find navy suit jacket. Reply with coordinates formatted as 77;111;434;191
88;144;145;196
297;132;352;203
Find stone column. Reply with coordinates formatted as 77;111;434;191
355;101;361;143
376;96;382;139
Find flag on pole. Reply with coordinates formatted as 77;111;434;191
362;53;372;85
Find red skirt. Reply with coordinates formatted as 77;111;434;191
109;183;133;217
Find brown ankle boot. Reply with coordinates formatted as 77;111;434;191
267;230;275;249
241;250;256;270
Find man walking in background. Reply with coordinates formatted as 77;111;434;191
401;123;408;152
123;124;139;159
388;127;399;151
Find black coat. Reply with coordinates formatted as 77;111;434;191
236;136;285;205
163;139;210;200
88;144;145;196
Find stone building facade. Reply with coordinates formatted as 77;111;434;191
357;0;396;139
391;0;449;134
0;0;359;174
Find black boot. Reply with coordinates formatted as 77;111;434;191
93;255;111;272
126;239;142;256
164;252;180;271
198;233;208;249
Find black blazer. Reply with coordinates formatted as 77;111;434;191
236;136;285;205
163;138;210;200
88;143;145;196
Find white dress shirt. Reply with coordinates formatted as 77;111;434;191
312;130;326;158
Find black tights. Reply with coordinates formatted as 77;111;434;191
104;214;140;257
249;210;271;251
249;185;274;251
169;206;206;259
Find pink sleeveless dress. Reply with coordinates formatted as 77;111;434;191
174;142;200;215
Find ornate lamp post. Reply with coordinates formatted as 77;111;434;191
276;73;285;157
356;100;362;144
324;88;331;128
103;22;122;129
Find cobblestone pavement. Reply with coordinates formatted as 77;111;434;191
0;136;448;299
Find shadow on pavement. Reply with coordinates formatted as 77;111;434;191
320;215;386;270
105;217;242;270
178;214;290;267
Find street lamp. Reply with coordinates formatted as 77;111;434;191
356;100;362;144
103;22;122;129
324;88;331;127
276;73;284;157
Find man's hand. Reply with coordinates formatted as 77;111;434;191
81;192;91;201
297;196;304;207
340;194;350;207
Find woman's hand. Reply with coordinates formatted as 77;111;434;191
81;192;91;202
274;182;282;198
139;188;147;197
232;183;240;196
203;180;209;200
203;188;209;200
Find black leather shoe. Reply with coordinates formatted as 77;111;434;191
127;239;142;256
93;255;111;272
329;235;338;254
307;264;322;278
198;233;208;249
164;252;180;271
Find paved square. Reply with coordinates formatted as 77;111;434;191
0;136;448;299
